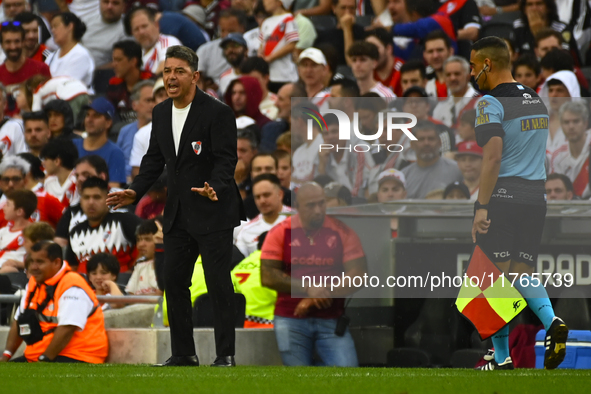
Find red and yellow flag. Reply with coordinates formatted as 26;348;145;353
456;245;526;339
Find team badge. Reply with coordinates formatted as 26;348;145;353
103;231;111;243
192;141;202;155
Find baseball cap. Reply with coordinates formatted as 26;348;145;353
236;116;256;129
377;168;406;188
443;181;470;199
83;97;115;119
182;5;206;26
455;141;483;157
153;78;165;96
220;33;247;48
324;182;352;205
402;86;429;97
298;47;327;66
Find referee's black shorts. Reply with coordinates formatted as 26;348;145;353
477;179;546;267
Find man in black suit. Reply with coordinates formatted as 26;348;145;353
107;45;245;367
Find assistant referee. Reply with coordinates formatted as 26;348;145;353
469;37;568;371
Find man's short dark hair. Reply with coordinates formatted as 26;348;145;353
219;8;248;28
14;11;38;25
413;120;439;136
405;0;439;17
22;111;48;125
240;56;270;77
472;36;511;70
81;176;109;193
252;173;282;189
514;54;541;76
540;48;574;72
136;219;158;237
347;41;379;60
251;152;278;169
424;30;453;49
237;126;260;150
87;253;120;279
18;153;44;180
546;173;574;192
124;6;157;36
31;241;63;261
366;28;393;48
330;78;360;97
5;189;37;218
400;60;427;79
535;28;565;47
113;40;143;69
166;45;199;72
76;155;109;182
0;22;25;42
40;139;79;170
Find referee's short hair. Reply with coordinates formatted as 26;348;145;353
559;100;589;122
472;37;511;70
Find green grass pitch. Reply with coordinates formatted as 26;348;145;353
0;364;590;394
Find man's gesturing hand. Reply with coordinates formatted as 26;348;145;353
191;182;218;201
472;209;491;243
106;189;137;210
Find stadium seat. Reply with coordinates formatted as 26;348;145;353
309;15;337;31
479;21;514;41
192;293;246;328
117;272;132;287
3;272;28;290
553;289;591;330
93;69;116;96
387;298;469;367
356;15;373;28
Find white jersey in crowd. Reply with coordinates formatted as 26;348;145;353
125;259;159;295
129;122;152;169
44;171;77;206
260;92;278;120
547;128;567;156
259;13;299;83
218;67;239;97
235;205;292;258
311;88;331;113
31;76;89;111
244;27;260;57
45;43;95;88
0;226;25;269
292;133;323;182
69;0;100;24
370;82;396;98
0;118;26;156
549;132;591;198
142;34;182;75
432;85;480;127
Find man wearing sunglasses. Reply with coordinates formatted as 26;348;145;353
0;21;51;117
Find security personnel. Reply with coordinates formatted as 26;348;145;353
232;232;277;328
1;241;108;363
469;37;568;371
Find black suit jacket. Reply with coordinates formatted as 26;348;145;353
130;89;245;234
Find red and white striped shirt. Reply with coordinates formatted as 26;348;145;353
370;82;396;98
259;13;299;83
44;172;77;208
0;226;25;269
549;132;591;198
142;34;182;74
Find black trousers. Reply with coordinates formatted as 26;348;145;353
10;355;86;363
164;214;236;357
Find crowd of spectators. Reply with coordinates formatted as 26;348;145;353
0;0;588;364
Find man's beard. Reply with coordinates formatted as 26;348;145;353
418;150;438;162
228;54;245;68
6;50;21;62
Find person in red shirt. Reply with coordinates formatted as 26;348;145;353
260;182;368;366
107;40;154;123
14;12;52;63
0;21;51;117
366;28;405;97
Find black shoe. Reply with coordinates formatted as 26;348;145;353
210;356;236;367
475;357;514;371
154;355;200;367
544;316;569;370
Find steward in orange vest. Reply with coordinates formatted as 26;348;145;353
0;241;108;363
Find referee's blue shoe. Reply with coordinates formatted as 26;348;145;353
544;317;569;370
476;357;514;371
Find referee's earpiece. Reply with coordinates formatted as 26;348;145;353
483;64;489;72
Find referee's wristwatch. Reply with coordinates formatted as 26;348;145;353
474;201;489;210
38;355;53;362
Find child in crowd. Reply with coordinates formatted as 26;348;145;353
0;190;37;273
513;54;541;91
87;253;124;310
456;109;476;145
125;219;162;296
259;0;299;92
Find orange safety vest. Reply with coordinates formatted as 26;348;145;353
22;262;108;363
